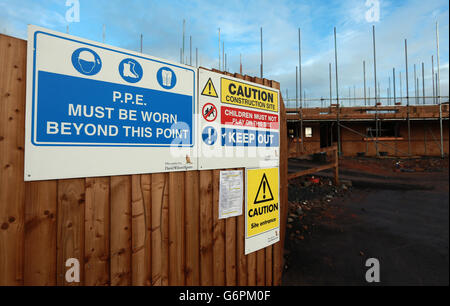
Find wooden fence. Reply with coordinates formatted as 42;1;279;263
0;34;288;286
287;145;339;183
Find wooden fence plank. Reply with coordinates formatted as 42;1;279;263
0;34;26;286
161;173;170;285
199;170;213;285
247;252;256;285
151;173;165;286
131;174;152;285
225;216;237;286
169;172;185;286
24;181;57;285
273;88;288;286
110;175;131;286
185;171;200;285
84;177;110;286
237;167;247;286
57;178;85;285
141;174;152;285
237;214;247;286
256;249;265;286
265;246;273;286
212;170;225;286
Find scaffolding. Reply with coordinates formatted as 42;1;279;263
285;22;448;158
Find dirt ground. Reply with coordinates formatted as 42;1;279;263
282;157;449;286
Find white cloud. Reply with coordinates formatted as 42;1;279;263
0;1;66;38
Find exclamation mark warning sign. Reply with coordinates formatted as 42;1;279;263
254;173;274;204
245;167;279;253
201;78;218;98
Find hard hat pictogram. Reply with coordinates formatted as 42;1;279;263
71;47;102;76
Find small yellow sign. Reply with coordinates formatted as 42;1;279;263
221;78;278;112
201;78;218;98
246;167;279;238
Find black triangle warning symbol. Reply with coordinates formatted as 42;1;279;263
201;78;218;98
254;173;274;204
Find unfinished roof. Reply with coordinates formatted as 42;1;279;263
286;103;450;121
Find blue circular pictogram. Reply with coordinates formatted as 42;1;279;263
118;58;143;83
157;66;177;89
202;126;218;145
71;48;102;76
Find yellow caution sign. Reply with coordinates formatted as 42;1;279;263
201;78;218;98
221;78;278;112
246;167;279;238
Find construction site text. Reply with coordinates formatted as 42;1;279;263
221;78;279;113
43;101;188;141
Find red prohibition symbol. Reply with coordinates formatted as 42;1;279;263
202;103;218;122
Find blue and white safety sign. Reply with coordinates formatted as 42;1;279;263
118;58;143;83
202;126;218;145
221;128;279;147
25;25;197;181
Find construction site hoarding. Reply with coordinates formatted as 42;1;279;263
198;68;280;170
25;25;197;181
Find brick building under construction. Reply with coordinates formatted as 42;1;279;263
286;103;449;157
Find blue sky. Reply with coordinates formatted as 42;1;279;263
0;0;448;107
